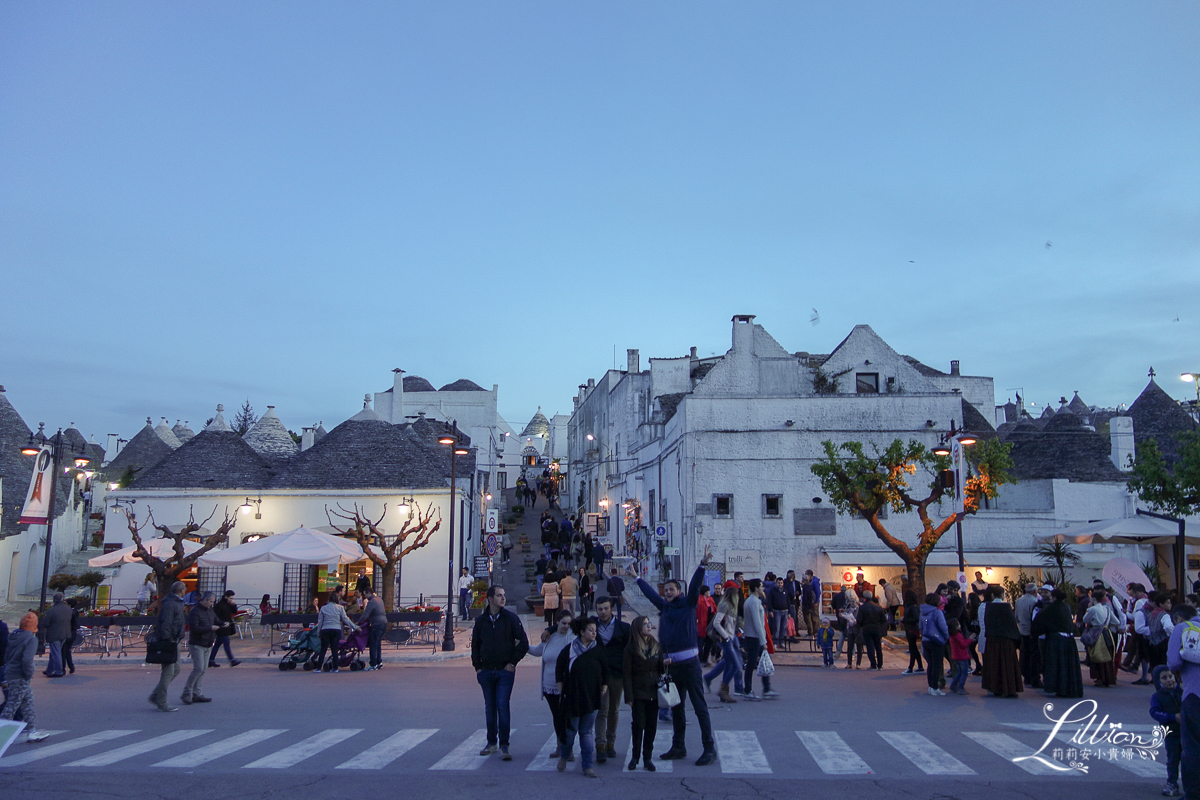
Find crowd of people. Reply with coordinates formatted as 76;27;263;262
515;470;559;510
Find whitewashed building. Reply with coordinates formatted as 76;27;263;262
568;315;1193;596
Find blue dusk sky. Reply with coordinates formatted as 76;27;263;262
2;2;1198;442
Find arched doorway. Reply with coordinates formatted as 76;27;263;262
26;543;39;594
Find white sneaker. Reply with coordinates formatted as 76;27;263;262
743;692;762;701
935;689;947;696
23;730;50;743
763;690;780;699
928;687;938;696
902;669;914;675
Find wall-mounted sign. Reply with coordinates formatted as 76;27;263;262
485;509;499;535
725;549;760;574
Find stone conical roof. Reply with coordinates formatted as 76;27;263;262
103;418;175;479
439;378;486;392
1129;379;1197;467
62;423;88;453
172;420;196;443
242;406;298;461
349;394;384;422
134;429;274;490
521;407;550;438
1068;391;1090;416
314;422;327;442
205;405;232;432
403;375;437;392
0;385;34;537
154;417;182;448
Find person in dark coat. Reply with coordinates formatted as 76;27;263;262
1030;588;1083;698
623;615;666;771
592;596;631;763
1;612;49;742
855;592;889;670
182;591;220;704
61;597;80;675
40;593;73;678
980;587;1024;697
470;585;529;760
209;590;242;667
555;616;608;777
149;582;187;712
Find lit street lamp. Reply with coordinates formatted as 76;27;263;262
439;427;470;652
21;424;91;612
1182;373;1200;420
931;422;977;575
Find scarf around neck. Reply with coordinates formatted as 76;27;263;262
569;637;596;671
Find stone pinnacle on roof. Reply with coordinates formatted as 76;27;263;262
154;417;182;448
350;394;384;422
314;421;327;442
242;405;298;461
205;404;232;432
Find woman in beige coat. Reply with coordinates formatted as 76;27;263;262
541;572;561;625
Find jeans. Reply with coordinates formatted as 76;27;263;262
924;642;946;690
743;637;771;694
182;645;211;700
862;628;883;669
210;635;235;665
705;638;744;692
459;589;470;620
45;640;64;676
630;698;658;763
476;668;515;747
771;610;789;642
368;623;385;667
668;657;715;751
1182;694;1200;797
822;647;834;666
544;692;567;752
316;629;341;670
150;660;181;708
950;659;970;692
564;710;598;769
592;678;622;749
1165;733;1180;785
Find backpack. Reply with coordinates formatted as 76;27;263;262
1180;620;1200;665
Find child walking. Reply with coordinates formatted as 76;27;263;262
817;618;836;667
1149;665;1182;796
947;619;973;695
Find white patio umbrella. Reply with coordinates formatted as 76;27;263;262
88;537;205;567
195;525;364;566
1036;515;1181;545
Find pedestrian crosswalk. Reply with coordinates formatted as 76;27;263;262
0;724;1169;779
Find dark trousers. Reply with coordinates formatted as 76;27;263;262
1165;733;1180;785
316;629;341;669
906;630;924;670
459;589;470;620
1020;634;1042;686
61;638;75;672
368;623;385;667
862;629;883;668
210;635;235;665
743;637;771;693
1182;694;1200;798
477;668;515;747
630;698;658;763
668;657;714;751
924;642;946;690
544;692;568;750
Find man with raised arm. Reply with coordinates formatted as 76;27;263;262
627;547;717;767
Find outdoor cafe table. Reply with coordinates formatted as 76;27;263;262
76;616;157;658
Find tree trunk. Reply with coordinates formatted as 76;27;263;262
904;557;928;602
381;563;397;612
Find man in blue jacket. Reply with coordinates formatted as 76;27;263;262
628;546;717;766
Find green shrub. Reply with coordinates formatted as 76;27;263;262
511;505;524;514
1001;570;1041;605
76;571;105;589
48;573;79;591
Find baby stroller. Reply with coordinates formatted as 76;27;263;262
278;627;321;671
324;628;369;672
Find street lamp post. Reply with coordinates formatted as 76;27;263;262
439;428;470;652
931;422;978;575
21;425;91;612
1181;373;1200;422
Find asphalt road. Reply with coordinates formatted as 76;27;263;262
0;652;1174;800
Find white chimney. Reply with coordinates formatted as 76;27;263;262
627;349;640;373
107;433;119;456
301;427;315;451
1110;416;1134;471
950;360;961;376
732;314;756;351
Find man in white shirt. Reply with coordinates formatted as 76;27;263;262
458;568;474;620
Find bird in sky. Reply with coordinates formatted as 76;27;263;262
1045;241;1053;248
810;308;820;326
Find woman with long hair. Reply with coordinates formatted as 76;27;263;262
555;616;608;778
623;615;666;771
901;590;924;674
527;609;576;759
541;568;561;626
1082;587;1121;687
704;585;744;702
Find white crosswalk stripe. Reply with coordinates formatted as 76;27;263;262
336;729;437;770
243;729;361;769
429;729;493;770
714;730;771;774
796;731;873;774
1054;733;1166;778
153;730;287;768
878;732;975;775
525;733;561;771
65;730;212;767
965;732;1082;776
0;730;139;767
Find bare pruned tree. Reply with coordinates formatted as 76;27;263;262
325;501;441;611
123;505;238;598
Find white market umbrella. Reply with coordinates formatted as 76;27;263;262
88;538;205;567
1037;516;1180;545
195;525;363;567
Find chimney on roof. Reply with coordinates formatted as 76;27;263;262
301;427;315;451
107;433;119;456
690;346;697;359
950;360;961;376
1110;416;1134;471
627;349;640;373
731;314;756;351
587;378;595;389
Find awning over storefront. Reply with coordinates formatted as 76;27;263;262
820;549;1044;568
1037;516;1200;546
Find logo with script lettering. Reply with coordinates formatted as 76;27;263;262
1015;700;1166;773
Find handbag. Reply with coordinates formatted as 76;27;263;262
145;636;178;665
657;674;682;709
756;650;775;678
